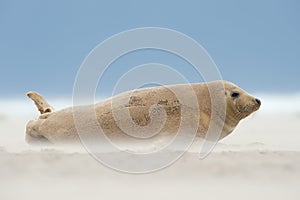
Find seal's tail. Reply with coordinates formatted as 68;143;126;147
27;91;54;114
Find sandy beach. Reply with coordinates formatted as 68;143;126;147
0;108;300;200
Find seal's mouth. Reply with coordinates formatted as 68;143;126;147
236;101;261;119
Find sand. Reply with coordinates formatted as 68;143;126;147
0;112;300;200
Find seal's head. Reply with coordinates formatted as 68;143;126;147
223;81;261;120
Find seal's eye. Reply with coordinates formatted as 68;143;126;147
231;92;240;98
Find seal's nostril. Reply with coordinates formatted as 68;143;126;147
255;98;261;105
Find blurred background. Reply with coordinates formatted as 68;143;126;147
1;0;300;117
0;0;299;140
1;0;299;95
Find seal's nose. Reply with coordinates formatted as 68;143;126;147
255;98;261;106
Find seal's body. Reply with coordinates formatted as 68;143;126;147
25;80;261;145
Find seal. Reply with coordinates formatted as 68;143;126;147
25;80;261;145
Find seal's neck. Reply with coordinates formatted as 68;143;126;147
215;108;240;140
225;104;241;128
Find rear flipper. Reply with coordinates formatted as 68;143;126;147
25;132;52;145
25;119;52;145
26;91;54;145
27;91;54;114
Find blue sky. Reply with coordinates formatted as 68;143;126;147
0;0;299;98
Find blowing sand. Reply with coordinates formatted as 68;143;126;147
0;111;300;200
